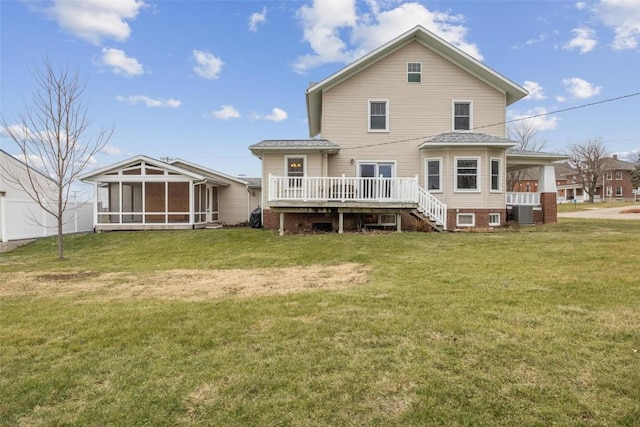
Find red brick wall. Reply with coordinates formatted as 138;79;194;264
446;209;507;230
540;192;557;224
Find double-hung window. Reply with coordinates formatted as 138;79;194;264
425;158;442;191
615;186;623;196
453;101;472;131
615;171;623;180
490;158;501;192
455;157;480;192
286;156;305;187
407;62;422;83
368;100;388;132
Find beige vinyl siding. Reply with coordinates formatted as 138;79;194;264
421;148;506;209
322;40;505;179
218;181;250;224
261;151;325;208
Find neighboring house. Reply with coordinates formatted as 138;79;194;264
79;155;261;231
249;26;565;234
516;156;637;203
0;149;93;242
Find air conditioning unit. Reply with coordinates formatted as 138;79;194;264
512;205;534;224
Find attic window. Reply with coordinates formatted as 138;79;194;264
407;62;421;83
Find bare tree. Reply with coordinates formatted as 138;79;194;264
567;139;608;203
506;123;547;191
1;59;113;259
632;153;640;189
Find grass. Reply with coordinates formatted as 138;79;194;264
1;220;639;425
557;200;638;212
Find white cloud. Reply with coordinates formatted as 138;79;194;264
193;50;224;80
249;7;267;32
562;77;602;99
563;27;598;53
116;95;181;108
614;148;640;161
45;0;146;45
594;0;640;50
293;0;482;73
254;107;288;122
522;81;546;100
102;145;123;155
508;107;560;132
556;95;567;103
576;2;588;10
210;105;240;120
100;48;143;76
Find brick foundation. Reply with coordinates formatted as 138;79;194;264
446;208;507;230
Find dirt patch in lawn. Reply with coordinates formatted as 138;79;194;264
0;263;370;301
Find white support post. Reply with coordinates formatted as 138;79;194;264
396;213;402;232
279;212;285;236
189;181;194;225
0;193;6;243
338;212;344;234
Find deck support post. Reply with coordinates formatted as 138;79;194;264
338;212;344;234
279;212;284;236
396;213;402;232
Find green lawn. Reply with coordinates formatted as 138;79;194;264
2;220;639;426
557;200;638;212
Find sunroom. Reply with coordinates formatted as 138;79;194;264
80;156;228;231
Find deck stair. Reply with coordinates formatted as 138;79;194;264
205;221;223;229
416;186;447;231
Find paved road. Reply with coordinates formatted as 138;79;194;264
558;206;640;220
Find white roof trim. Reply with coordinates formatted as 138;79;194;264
169;158;249;186
79;155;206;181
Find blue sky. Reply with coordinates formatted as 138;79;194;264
1;0;639;180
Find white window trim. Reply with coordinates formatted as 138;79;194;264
456;213;475;228
407;62;422;83
368;99;389;133
490;157;502;193
615;171;623;180
356;160;397;177
489;213;501;226
452;100;473;132
606;172;613;180
615;186;623;196
284;155;307;176
425;157;443;193
454;156;481;193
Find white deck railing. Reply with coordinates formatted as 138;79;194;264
268;174;418;202
506;192;540;206
268;175;447;230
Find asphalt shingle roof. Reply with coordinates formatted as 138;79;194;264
249;139;340;150
422;132;518;145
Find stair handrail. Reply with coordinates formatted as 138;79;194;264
417;186;447;230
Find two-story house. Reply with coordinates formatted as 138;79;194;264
250;26;566;234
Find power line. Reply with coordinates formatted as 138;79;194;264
341;91;640;151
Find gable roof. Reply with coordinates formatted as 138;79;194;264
249;139;341;157
0;149;56;185
79;155;206;181
306;25;528;138
169;158;250;186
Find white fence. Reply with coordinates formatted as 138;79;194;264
0;198;93;242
